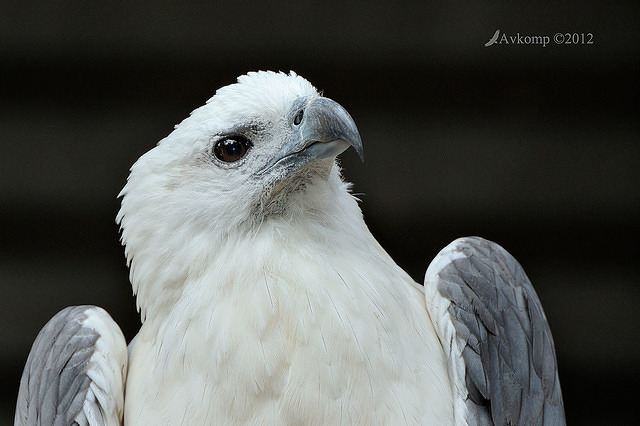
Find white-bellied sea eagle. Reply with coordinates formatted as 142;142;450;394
15;71;565;425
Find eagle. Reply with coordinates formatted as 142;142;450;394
15;71;565;425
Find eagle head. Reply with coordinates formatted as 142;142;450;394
117;71;363;319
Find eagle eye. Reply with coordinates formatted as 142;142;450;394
213;136;251;163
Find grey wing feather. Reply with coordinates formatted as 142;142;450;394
425;237;565;425
15;305;127;426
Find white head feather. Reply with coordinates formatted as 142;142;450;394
116;71;362;321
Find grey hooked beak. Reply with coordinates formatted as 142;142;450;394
256;96;363;176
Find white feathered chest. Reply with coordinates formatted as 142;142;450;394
124;219;452;425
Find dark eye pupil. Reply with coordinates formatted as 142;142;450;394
293;109;304;126
213;137;250;162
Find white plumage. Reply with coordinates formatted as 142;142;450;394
118;71;451;424
16;71;564;425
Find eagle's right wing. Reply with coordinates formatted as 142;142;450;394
15;305;128;426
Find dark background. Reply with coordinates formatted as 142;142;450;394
1;1;638;424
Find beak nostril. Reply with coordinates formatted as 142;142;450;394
293;109;304;126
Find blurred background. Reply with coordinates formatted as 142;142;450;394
1;1;638;424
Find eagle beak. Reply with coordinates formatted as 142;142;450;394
292;96;364;162
256;96;363;176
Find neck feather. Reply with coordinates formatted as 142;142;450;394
118;166;367;324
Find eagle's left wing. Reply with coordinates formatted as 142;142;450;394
424;237;565;425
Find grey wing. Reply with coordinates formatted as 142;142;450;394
423;237;565;426
15;305;128;426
